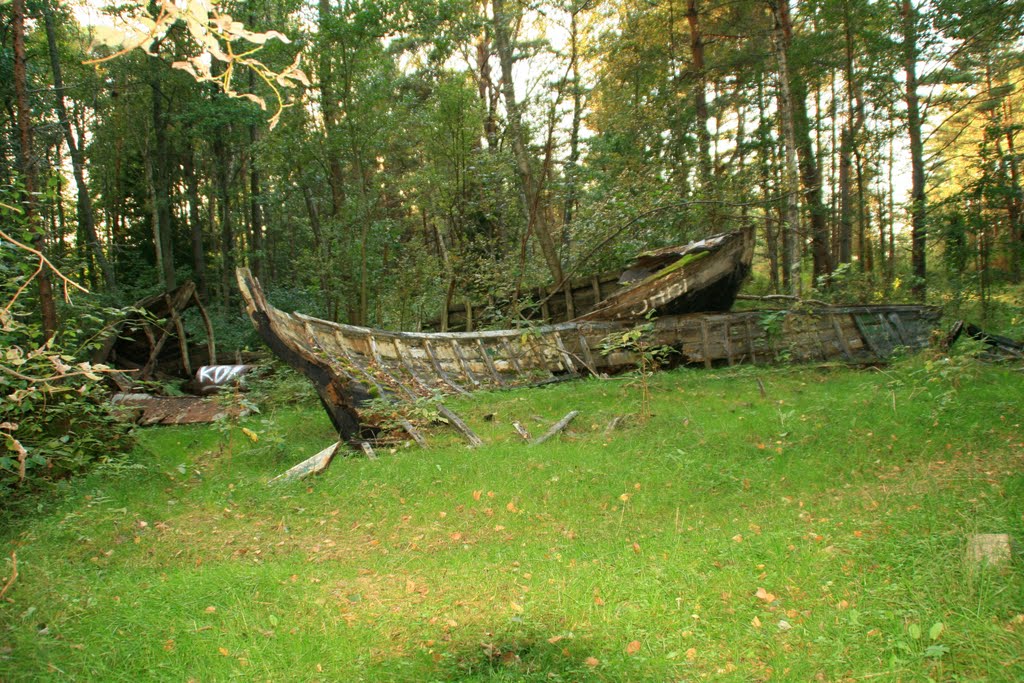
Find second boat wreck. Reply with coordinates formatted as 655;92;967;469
237;228;939;442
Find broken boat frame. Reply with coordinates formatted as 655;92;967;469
237;265;940;443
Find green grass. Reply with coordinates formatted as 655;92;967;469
2;357;1023;681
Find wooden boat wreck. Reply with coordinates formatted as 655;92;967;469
433;227;755;330
237;265;940;441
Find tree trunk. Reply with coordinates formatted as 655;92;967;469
686;0;713;197
562;8;583;228
492;0;564;285
770;1;802;295
901;0;927;300
182;147;208;299
318;0;346;217
214;131;234;308
13;0;57;338
248;123;264;280
778;1;830;281
43;2;115;291
150;65;175;291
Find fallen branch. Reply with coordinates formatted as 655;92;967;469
531;411;580;446
512;421;532;441
360;442;378;460
0;552;17;600
438;405;483;448
268;442;340;484
603;415;624;438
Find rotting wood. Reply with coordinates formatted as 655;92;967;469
399;418;428;448
476;339;505;385
829;313;854;360
236;267;940;442
166;294;192;377
423;340;469;395
531;410;580;446
603;415;624;438
699;319;713;369
512;421;531;440
450;340;481;387
0;552;17;601
438;404;483;447
268;442;340;484
553;332;578;374
360;442;378;460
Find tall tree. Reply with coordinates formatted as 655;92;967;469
901;0;927;299
12;0;57;337
43;2;115;290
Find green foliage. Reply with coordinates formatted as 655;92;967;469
599;314;677;420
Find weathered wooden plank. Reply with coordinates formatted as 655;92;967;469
500;339;525;375
438;404;483;447
553;332;578;374
399;418;428;448
829;313;854;360
475;339;505;386
423;340;469;395
531;411;580;446
699;319;713;369
450;340;481;387
269;442;340;484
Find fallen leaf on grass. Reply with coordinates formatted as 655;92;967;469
584;657;600;667
205;606;217;613
625;640;641;655
755;587;776;603
473;491;482;500
685;648;697;661
506;502;519;513
752;616;762;628
218;647;230;656
632;542;641;554
732;534;743;543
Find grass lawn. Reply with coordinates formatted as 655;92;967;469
1;357;1023;681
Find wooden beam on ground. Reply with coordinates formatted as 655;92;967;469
399;418;428;448
512;421;531;440
268;442;341;484
360;442;378;460
531;410;580;446
438;404;483;447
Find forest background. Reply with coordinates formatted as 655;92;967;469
1;0;1022;490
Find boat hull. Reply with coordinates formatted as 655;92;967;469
238;268;939;439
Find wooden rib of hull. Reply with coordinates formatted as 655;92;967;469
238;268;939;440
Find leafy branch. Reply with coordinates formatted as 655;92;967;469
84;0;309;129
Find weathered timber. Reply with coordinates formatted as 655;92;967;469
236;267;939;441
512;421;532;440
110;393;251;425
268;442;340;484
433;228;754;329
531;410;580;445
437;404;484;447
94;280;216;383
577;227;755;322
